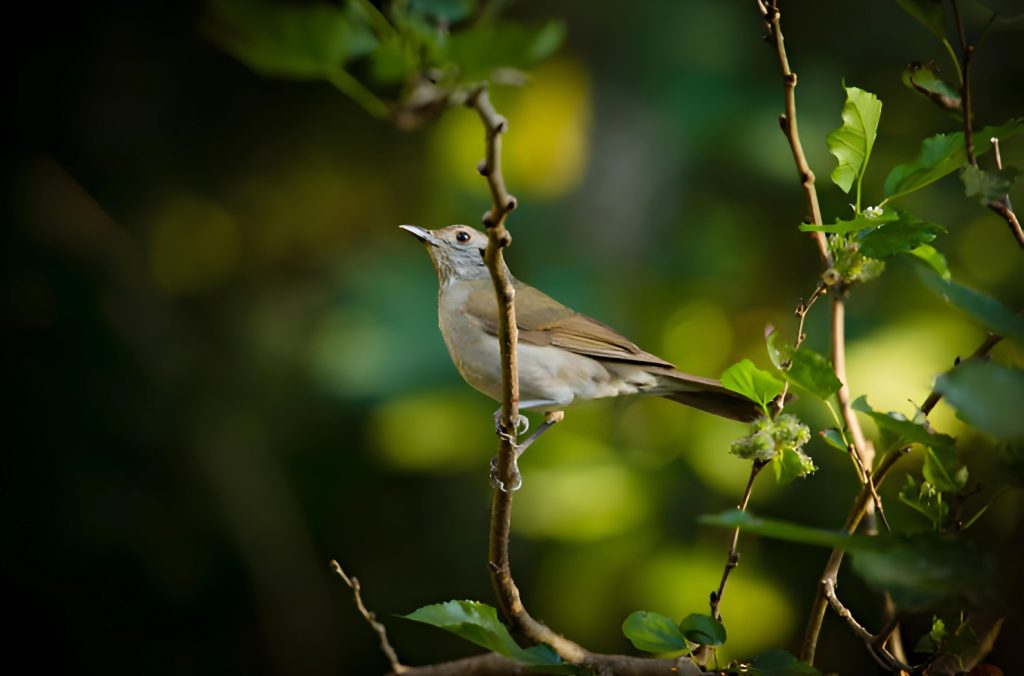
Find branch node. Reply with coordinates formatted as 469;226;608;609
477;159;490;176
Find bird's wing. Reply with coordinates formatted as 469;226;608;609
464;281;675;368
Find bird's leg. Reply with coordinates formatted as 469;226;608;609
492;408;529;439
490;410;564;492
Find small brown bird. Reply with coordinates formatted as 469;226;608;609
401;224;761;488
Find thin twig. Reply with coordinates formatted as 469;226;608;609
466;86;587;665
823;579;914;673
920;332;1002;414
330;561;408;674
709;459;767;622
757;0;831;266
951;0;976;165
988;137;1024;246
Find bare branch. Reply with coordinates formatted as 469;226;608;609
709;459;767;622
466;85;587;665
987;137;1024;247
330;561;408;674
395;652;706;676
757;0;831;265
822;579;914;673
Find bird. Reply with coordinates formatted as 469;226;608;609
400;224;762;489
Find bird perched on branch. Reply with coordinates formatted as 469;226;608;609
401;224;761;489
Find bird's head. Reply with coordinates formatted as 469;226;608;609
400;224;491;286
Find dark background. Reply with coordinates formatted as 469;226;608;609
4;1;1023;674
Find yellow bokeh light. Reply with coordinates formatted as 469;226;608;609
433;59;591;199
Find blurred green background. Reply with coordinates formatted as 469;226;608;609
4;1;1023;674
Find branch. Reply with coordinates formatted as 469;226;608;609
987;137;1024;247
951;0;976;165
466;86;587;664
393;652;706;676
330;561;408;674
801;331;1003;662
709;459;767;622
757;0;830;266
823;579;914;673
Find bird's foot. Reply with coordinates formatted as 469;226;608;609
489;455;523;492
492;409;529;438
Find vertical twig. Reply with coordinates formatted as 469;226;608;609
709;459;767;622
466;86;587;665
951;0;976;165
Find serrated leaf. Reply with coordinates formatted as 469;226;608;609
820;428;848;451
857;211;945;258
783;347;842;400
852;395;956;448
799;208;899;233
678;614;726;647
721;359;785;414
204;0;378;79
884;118;1024;200
621;611;687;653
936;361;1024;440
909;244;950;280
827;85;883;194
445;20;565;82
960;164;1018;205
915;267;1024;341
895;0;948;39
403;601;563;666
902;61;962;113
745;649;823;675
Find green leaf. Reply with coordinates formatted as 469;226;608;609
902;61;962;113
960;164;1018;205
898;475;947;527
445;20;565;82
798;208;899;233
403;601;563;666
915;267;1024;341
678;614;726;647
820;428;848;452
848;532;983;609
204;0;378;79
857;211;945;259
765;327;786;371
915;615;947;653
700;510;986;609
909;244;950;280
408;0;477;22
923;445;968;492
773;446;817;485
783;347;842;401
745;649;823;675
621;611;687;653
827;85;883;195
721;359;785;414
936;361;1024;440
852;395;956;448
895;0;948;39
883;118;1024;200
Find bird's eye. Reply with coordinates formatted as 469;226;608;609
455;231;471;243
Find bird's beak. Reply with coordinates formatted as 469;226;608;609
399;224;437;246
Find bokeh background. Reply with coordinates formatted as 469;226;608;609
4;1;1023;674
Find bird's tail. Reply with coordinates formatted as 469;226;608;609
654;370;763;422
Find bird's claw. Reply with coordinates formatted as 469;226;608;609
493;410;529;437
489;455;523;492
